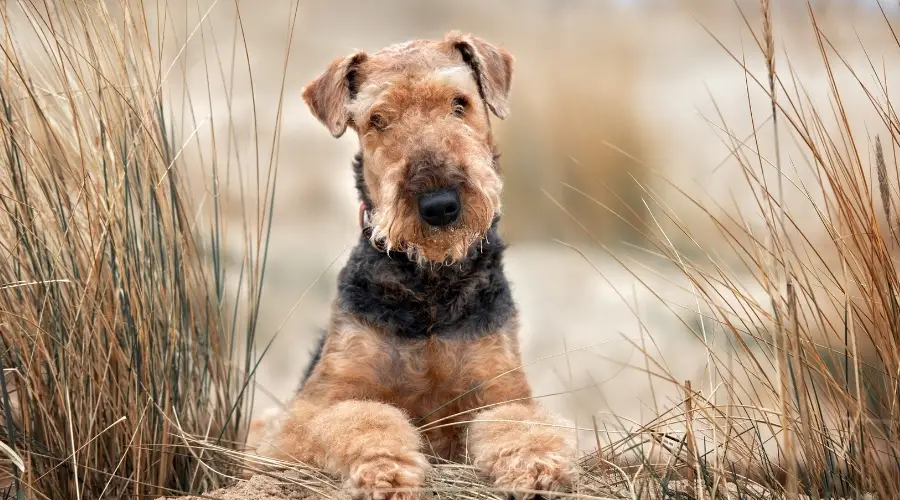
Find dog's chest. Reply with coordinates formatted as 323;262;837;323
308;316;529;458
384;336;490;458
387;336;481;416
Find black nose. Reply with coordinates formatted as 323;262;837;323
418;189;460;227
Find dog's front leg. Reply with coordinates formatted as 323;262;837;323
257;397;429;500
468;402;577;499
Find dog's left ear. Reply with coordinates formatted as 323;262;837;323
445;32;514;119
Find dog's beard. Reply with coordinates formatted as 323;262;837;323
367;161;502;265
368;209;488;266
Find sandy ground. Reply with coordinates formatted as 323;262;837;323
157;469;877;500
165;474;325;500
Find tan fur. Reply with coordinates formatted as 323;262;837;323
257;33;576;499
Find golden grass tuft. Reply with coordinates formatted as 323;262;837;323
522;2;900;498
0;2;281;498
566;1;900;497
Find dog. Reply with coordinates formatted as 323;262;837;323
254;32;577;500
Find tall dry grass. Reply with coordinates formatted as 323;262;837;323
0;2;288;498
564;1;900;497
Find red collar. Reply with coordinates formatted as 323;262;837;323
359;202;373;238
359;203;390;253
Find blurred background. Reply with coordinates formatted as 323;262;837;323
154;0;900;455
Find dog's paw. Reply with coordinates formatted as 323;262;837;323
490;451;576;499
469;403;578;499
347;453;428;500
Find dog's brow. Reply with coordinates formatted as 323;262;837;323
428;67;478;95
349;67;477;118
349;80;395;116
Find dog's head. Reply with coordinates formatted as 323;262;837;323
302;32;513;264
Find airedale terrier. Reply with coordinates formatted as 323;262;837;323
255;32;577;499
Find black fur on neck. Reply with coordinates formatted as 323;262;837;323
340;153;515;339
353;152;374;210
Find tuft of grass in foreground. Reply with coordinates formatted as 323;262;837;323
0;2;285;498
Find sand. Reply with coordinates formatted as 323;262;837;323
155;467;818;500
160;473;877;500
159;473;345;500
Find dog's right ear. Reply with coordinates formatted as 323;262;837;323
301;51;368;138
444;32;514;119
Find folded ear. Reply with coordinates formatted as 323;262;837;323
301;51;368;137
444;31;514;119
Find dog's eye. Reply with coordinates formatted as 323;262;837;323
451;96;468;117
369;113;388;131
